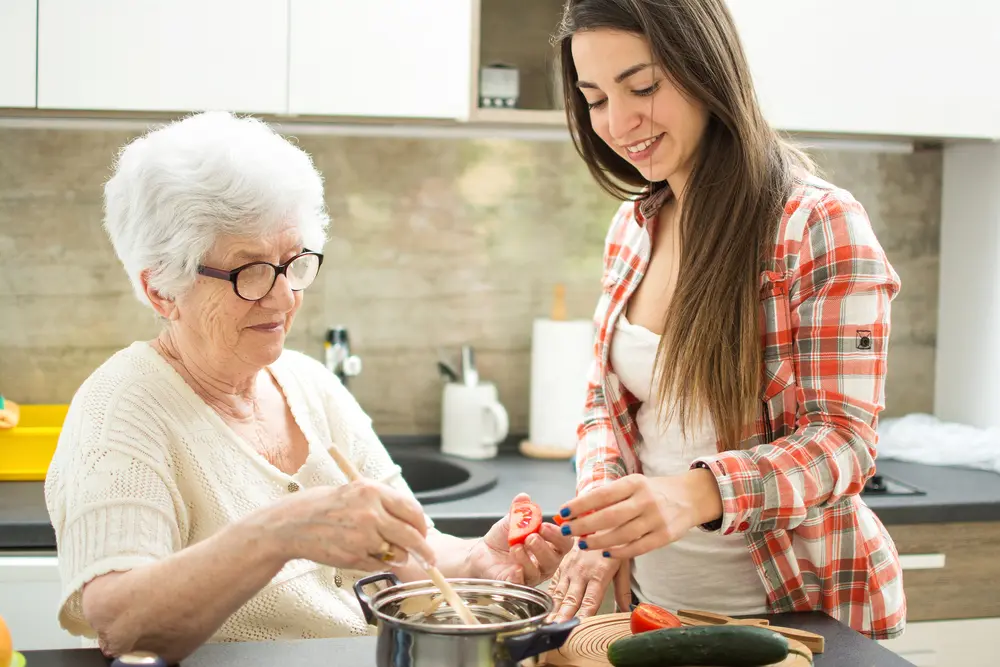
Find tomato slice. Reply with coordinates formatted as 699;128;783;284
507;499;543;547
552;510;592;527
630;603;683;634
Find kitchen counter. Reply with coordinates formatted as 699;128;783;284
19;611;916;666
2;439;1000;548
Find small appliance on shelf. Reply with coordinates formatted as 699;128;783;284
478;63;520;108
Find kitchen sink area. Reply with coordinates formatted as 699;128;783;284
386;447;499;505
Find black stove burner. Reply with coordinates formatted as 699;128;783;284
864;475;889;493
861;473;924;496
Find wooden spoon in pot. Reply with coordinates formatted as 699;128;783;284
326;445;481;626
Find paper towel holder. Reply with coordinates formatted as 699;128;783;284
519;283;580;461
551;283;567;321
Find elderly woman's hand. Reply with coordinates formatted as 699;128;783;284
546;545;630;621
466;494;574;586
262;479;437;571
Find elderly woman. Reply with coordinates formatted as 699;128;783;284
43;111;571;663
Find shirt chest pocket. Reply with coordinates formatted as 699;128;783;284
759;271;797;439
593;271;627;358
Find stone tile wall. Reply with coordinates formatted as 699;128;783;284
0;127;940;434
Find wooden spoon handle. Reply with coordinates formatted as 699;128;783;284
327;443;362;479
427;564;479;625
766;625;826;654
677;609;823;653
677;609;769;627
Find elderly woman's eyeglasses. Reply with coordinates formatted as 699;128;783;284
196;250;324;301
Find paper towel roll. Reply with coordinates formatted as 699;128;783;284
528;318;595;454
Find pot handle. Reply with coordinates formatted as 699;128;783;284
503;618;581;662
353;572;401;626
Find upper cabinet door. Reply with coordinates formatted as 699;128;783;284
289;0;473;119
37;0;289;114
727;0;1000;140
0;0;37;108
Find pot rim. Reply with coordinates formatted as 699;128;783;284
363;577;555;635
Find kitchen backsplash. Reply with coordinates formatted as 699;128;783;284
0;127;940;435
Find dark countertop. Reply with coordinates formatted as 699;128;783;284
20;611;916;666
2;438;1000;549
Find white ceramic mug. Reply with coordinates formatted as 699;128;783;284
441;381;509;460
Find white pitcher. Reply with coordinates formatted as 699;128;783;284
440;381;509;460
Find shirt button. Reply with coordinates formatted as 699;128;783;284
334;573;343;588
739;521;750;532
288;481;300;492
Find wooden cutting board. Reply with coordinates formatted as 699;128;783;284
540;613;812;667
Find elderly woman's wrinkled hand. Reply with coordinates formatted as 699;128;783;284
466;493;573;586
546;545;630;622
263;479;437;572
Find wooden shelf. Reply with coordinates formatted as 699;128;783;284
469;107;566;126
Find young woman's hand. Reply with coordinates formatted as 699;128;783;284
558;470;723;559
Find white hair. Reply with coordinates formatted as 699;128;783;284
103;111;330;305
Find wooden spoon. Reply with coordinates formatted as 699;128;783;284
326;444;480;625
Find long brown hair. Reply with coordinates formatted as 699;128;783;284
554;0;813;451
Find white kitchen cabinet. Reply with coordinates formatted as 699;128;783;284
288;0;473;119
881;521;1000;666
0;555;81;651
879;618;1000;667
36;0;289;114
0;0;37;108
726;0;1000;139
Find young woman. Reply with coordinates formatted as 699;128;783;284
546;0;906;640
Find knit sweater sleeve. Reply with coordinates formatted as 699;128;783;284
44;376;184;638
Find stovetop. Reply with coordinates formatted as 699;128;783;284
862;473;925;496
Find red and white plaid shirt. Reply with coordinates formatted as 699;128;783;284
575;172;906;639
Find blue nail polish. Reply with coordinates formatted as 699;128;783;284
561;524;571;536
603;551;611;558
579;540;588;550
560;507;571;518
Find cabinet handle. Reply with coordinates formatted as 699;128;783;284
898;553;946;570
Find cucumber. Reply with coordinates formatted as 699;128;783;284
607;624;790;667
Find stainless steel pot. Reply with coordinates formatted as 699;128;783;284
354;572;580;667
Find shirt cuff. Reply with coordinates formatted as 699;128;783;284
691;452;764;535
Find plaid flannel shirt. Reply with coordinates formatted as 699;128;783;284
575;172;907;640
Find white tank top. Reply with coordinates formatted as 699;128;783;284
610;314;768;615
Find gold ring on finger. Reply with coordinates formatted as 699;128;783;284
371;540;396;563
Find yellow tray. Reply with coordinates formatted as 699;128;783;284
0;404;68;481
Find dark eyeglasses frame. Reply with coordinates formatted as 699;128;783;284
196;249;324;302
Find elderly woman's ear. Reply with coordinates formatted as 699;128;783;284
140;268;177;320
